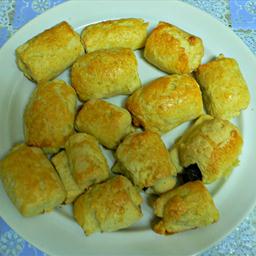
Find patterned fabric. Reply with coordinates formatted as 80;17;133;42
0;218;46;256
230;0;256;29
0;0;255;256
0;0;15;47
0;0;64;46
182;0;231;26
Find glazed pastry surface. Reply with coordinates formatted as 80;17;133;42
73;175;142;235
0;144;66;217
16;21;84;82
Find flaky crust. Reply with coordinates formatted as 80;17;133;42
16;21;84;83
51;151;82;204
126;74;203;134
81;18;149;52
73;175;142;235
170;115;243;183
75;99;134;149
0;144;66;217
195;55;250;119
71;48;141;101
169;115;213;174
144;22;204;74
65;133;109;191
112;131;176;193
153;181;219;234
24;80;77;153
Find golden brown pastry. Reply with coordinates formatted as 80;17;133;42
153;181;219;234
73;175;142;235
112;131;177;194
71;48;141;101
81;18;148;52
24;80;77;154
169;115;213;174
16;21;84;83
126;74;203;134
75;99;134;149
0;144;66;217
195;55;250;119
169;115;243;183
65;133;109;191
144;21;204;74
51;151;83;204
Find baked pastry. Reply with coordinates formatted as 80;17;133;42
153;181;219;234
112;131;177;194
75;99;134;149
73;175;142;235
81;18;148;52
169;115;213;175
169;115;243;183
195;54;250;119
24;80;77;154
0;144;66;217
16;21;84;83
144;21;204;74
65;133;109;191
126;74;203;134
51;151;83;204
71;48;141;101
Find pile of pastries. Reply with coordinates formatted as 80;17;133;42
0;18;250;236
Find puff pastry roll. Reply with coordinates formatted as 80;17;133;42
126;74;203;134
65;133;109;191
71;48;141;101
169;115;213;175
112;131;177;194
170;115;243;183
153;181;219;234
51;151;83;204
74;175;142;235
24;80;77;154
81;18;148;52
0;144;66;217
195;55;250;119
75;99;134;149
144;22;204;74
16;21;84;83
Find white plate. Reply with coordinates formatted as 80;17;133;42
0;1;256;255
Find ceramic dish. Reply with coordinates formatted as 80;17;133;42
0;1;255;255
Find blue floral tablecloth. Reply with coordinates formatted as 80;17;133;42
0;0;255;255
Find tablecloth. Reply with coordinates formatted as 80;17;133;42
0;0;255;255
